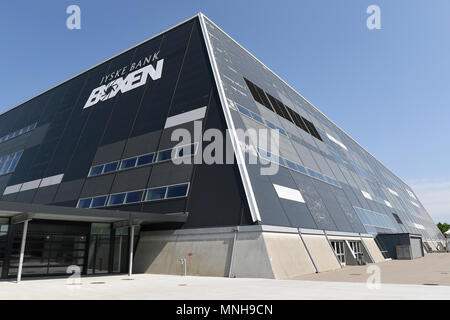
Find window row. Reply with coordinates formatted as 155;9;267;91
235;103;287;136
0;150;23;176
361;190;392;209
88;143;198;177
243;78;322;141
236;103;349;187
77;183;190;209
0;123;37;144
257;147;341;188
354;207;396;232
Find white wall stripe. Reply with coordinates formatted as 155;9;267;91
361;190;372;200
273;184;305;203
20;179;42;192
164;106;207;129
326;133;348;151
40;174;64;187
3;184;22;195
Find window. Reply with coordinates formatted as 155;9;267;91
120;157;137;170
177;143;197;158
125;190;144;204
0;123;37;144
392;213;403;224
249;111;264;124
325;176;340;187
236;104;252;117
89;165;104;177
266;93;291;122
79;182;190;208
243;78;323;141
307;168;324;181
145;187;167;201
91;196;108;208
255;86;272;110
166;184;189;199
0;150;23;176
285;159;298;171
244;78;266;107
355;207;396;234
303;118;322;141
77;198;92;209
264;120;287;136
103;161;119;173
156;149;174;162
108;193;126;206
137;153;154;166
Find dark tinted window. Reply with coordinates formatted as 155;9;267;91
137;153;154;166
103;161;119;173
108;193;126;206
166;184;189;198
146;187;166;201
125;190;143;204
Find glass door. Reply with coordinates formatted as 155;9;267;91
8;232;87;277
87;223;111;275
112;227;129;273
0;219;9;277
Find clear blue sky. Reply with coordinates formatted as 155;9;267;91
0;1;449;221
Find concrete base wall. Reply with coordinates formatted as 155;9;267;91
302;234;341;272
362;238;385;263
262;232;316;279
133;229;234;277
133;225;385;279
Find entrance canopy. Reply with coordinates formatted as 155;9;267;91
0;200;188;225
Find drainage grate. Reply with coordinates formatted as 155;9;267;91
90;282;105;284
122;278;134;281
349;273;362;276
423;283;439;286
178;284;187;286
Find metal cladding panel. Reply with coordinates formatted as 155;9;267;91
201;15;443;241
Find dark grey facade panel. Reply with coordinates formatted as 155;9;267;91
15;189;36;203
53;179;85;203
79;174;115;198
110;166;152;194
92;140;127;166
33;185;59;205
268;167;317;229
147;162;193;188
290;172;337;231
122;131;162;159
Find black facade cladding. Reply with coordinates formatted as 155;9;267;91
0;17;254;229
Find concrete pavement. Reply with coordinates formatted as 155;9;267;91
0;273;449;300
1;253;449;300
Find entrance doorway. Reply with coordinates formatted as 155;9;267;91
87;223;138;275
0;219;140;279
7;221;89;277
0;219;9;276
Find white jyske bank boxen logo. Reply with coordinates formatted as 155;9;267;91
84;55;164;109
